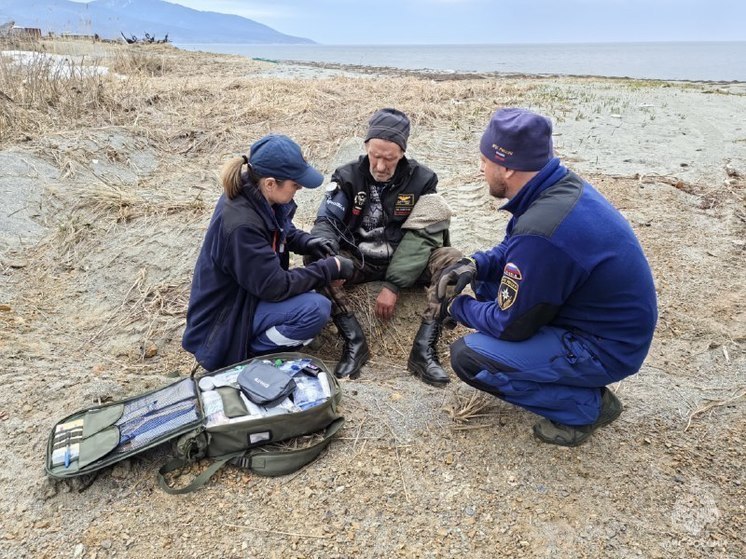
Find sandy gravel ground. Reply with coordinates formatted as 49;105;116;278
0;42;744;559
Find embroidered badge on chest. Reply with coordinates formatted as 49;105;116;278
394;193;414;216
498;262;522;310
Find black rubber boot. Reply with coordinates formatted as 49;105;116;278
332;312;369;379
407;320;450;386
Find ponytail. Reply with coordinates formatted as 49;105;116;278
220;156;245;200
220;155;264;199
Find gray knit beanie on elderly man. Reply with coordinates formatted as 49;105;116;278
365;108;411;152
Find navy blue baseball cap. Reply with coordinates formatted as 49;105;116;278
480;108;553;171
249;134;324;188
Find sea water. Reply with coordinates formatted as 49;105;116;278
176;41;746;82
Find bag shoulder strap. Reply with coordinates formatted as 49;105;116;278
233;417;344;476
157;417;344;494
157;453;238;495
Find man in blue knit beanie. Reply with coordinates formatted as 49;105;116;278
437;108;658;446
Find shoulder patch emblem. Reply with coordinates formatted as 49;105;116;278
503;262;522;281
498;277;519;311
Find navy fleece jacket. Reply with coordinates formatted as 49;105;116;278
451;158;658;376
183;183;340;371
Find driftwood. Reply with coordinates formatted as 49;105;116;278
120;32;169;45
120;32;137;44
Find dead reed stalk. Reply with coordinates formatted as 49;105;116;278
445;388;501;428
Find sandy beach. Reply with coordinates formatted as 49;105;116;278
0;40;744;558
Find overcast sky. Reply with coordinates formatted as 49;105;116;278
85;0;746;44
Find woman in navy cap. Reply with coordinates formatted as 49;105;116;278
183;134;354;371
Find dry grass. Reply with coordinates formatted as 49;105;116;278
109;48;174;76
66;181;207;222
0;47;113;143
444;388;502;429
2;37;543;159
266;431;327;452
0;40;184;145
85;267;191;353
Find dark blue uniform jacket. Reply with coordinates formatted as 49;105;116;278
182;182;339;371
451;158;658;376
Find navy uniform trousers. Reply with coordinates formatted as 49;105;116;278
249;293;331;354
449;327;625;426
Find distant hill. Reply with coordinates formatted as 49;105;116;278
0;0;315;44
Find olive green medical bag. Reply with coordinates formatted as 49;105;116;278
45;353;344;494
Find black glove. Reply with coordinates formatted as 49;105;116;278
436;257;477;301
334;256;355;280
438;295;458;330
306;236;337;259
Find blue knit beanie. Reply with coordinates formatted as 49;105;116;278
480;108;553;171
